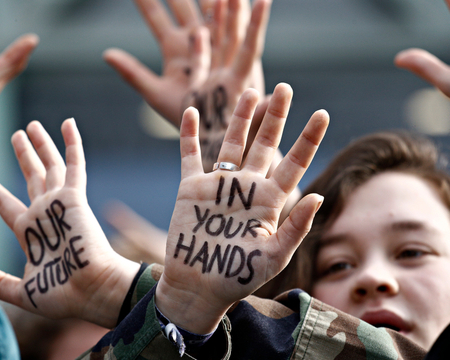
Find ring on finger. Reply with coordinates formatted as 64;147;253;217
212;162;240;172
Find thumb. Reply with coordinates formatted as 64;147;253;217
103;48;162;103
271;193;323;260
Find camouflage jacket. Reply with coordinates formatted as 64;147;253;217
77;263;426;360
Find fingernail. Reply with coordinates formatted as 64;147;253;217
315;195;324;214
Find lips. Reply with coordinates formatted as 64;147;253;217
360;310;411;333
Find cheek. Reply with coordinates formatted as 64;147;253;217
400;265;450;346
311;282;353;314
404;264;450;312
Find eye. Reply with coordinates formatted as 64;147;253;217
322;261;353;276
397;249;425;259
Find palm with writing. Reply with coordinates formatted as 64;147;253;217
156;83;329;334
395;0;450;97
0;119;140;329
104;0;271;171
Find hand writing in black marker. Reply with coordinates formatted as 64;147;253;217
156;83;329;335
104;0;272;171
0;119;140;329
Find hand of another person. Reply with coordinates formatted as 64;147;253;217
0;34;39;94
156;83;329;334
104;0;272;171
394;0;450;97
105;200;167;265
0;119;140;329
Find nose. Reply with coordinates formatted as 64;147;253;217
351;261;399;301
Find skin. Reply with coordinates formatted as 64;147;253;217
103;0;300;264
0;34;39;94
0;118;140;329
395;1;450;97
104;0;272;172
0;25;308;334
0;83;328;338
156;83;328;334
105;200;167;265
312;172;450;350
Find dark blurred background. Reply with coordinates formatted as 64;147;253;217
1;0;450;275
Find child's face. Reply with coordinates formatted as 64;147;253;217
312;172;450;350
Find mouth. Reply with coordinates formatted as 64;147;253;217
372;323;401;332
360;310;410;334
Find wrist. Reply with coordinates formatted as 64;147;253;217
117;262;150;325
155;273;228;334
81;256;141;328
156;304;216;357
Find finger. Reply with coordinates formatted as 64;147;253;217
0;183;29;262
0;184;27;231
0;271;23;309
61;118;86;190
103;49;173;122
180;107;204;178
243;83;292;174
0;34;39;91
11;129;46;201
222;0;249;65
210;0;227;69
105;201;166;239
167;0;201;27
248;94;270;140
233;0;271;79
188;26;212;85
134;0;175;41
199;0;215;17
26;121;66;191
104;201;167;264
216;88;259;167
394;48;450;97
199;0;216;39
268;193;323;272
271;109;329;194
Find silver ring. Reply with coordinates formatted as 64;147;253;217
213;162;240;172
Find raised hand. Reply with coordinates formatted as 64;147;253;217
394;0;450;97
0;119;140;329
156;83;329;334
103;0;271;170
0;34;39;94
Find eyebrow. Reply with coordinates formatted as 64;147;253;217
318;234;348;248
319;220;431;248
389;220;427;232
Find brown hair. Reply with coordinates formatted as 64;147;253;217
257;131;450;299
